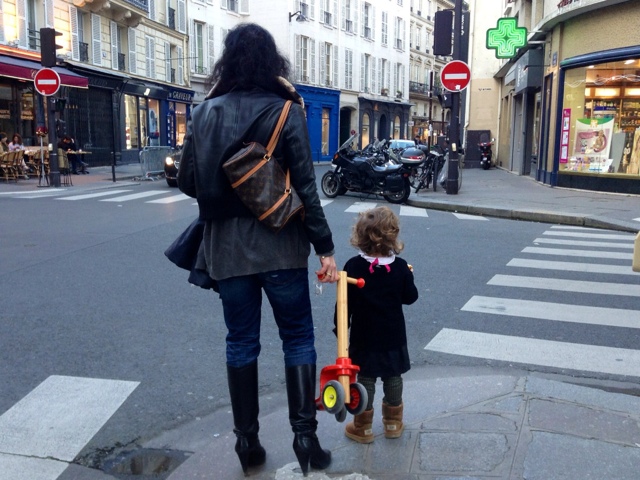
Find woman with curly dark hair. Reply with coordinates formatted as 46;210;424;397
178;23;337;476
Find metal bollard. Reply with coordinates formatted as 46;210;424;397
633;232;640;272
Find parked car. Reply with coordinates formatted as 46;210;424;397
164;146;181;187
387;139;416;151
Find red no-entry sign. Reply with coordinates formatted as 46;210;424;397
440;60;471;92
34;68;61;96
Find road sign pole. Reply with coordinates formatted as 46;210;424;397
46;96;60;187
446;0;464;195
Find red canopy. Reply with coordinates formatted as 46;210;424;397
0;55;88;88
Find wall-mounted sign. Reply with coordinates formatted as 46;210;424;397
486;18;527;59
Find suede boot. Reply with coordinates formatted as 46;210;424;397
227;361;266;474
344;409;374;443
382;402;404;439
285;364;331;476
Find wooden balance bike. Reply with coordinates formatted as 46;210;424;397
315;271;368;422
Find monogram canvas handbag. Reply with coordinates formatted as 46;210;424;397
222;100;305;233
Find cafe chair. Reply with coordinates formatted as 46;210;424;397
57;148;73;186
1;151;18;183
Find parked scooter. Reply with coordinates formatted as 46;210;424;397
479;138;494;170
321;133;412;204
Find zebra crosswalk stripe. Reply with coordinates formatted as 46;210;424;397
522;246;633;260
425;328;640;377
507;258;640;276
146;193;192;204
0;375;139;479
542;230;634;240
399;205;428;217
100;190;168;202
56;189;133;200
488;274;640;297
345;201;377;213
532;237;634;249
461;296;640;329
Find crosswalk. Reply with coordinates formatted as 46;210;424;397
5;190;488;221
0;375;139;480
424;225;640;378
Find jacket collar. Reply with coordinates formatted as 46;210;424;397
205;76;304;109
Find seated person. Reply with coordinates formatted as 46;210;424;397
57;135;88;174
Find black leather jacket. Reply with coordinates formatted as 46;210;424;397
178;87;334;255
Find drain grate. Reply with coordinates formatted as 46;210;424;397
102;448;192;479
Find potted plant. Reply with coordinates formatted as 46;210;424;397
396;90;403;98
381;88;389;96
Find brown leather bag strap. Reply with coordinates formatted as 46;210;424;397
264;100;293;159
258;170;292;221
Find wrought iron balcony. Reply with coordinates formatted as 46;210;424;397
409;81;432;95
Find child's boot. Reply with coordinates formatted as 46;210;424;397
345;409;375;443
382;402;404;439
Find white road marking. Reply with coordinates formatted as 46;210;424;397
522;246;633;260
452;213;488;220
320;199;333;207
425;329;640;377
507;258;640;276
0;375;139;462
549;225;614;232
0;453;68;480
56;190;133;200
532;237;633;249
146;193;191;204
399;205;428;217
633;217;640;222
542;230;635;240
0;189;69;196
345;202;377;213
462;296;640;329
100;190;167;202
488;274;640;297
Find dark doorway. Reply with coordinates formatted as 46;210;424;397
378;114;388;141
339;108;352;146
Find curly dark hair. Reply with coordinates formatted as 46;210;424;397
350;206;404;257
206;23;291;96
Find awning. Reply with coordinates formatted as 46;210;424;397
0;55;89;88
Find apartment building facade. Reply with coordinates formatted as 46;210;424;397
1;0;437;165
0;0;192;164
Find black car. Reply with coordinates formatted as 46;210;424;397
164;147;181;187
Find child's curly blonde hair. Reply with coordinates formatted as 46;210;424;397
350;206;404;257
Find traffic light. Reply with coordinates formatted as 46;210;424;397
433;10;453;56
40;28;63;67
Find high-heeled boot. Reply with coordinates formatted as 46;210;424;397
285;364;331;476
227;361;266;475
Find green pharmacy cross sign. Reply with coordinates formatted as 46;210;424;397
486;18;527;59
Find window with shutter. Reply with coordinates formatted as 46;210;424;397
16;0;27;48
177;0;186;33
45;0;54;27
146;35;156;79
91;14;102;66
69;5;79;60
176;45;184;85
0;1;4;44
128;28;137;74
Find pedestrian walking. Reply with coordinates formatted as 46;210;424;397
177;23;337;476
338;206;418;443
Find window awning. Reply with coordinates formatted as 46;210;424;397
0;55;89;88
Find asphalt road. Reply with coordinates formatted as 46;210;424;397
1;171;638;472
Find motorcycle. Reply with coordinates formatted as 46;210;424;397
479;138;494;170
321;133;412;204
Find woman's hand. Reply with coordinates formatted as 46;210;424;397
315;255;338;283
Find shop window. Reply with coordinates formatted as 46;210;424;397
124;94;139;149
175;103;187;146
393;115;401;139
560;59;640;175
321;108;330;155
362;113;370;147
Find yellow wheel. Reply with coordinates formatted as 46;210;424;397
322;380;345;414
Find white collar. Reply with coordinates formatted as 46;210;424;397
359;252;396;265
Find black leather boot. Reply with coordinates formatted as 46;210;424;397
285;364;331;476
227;361;266;475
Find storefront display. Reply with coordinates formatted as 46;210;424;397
560;58;640;179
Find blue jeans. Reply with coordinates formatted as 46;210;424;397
217;268;317;368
